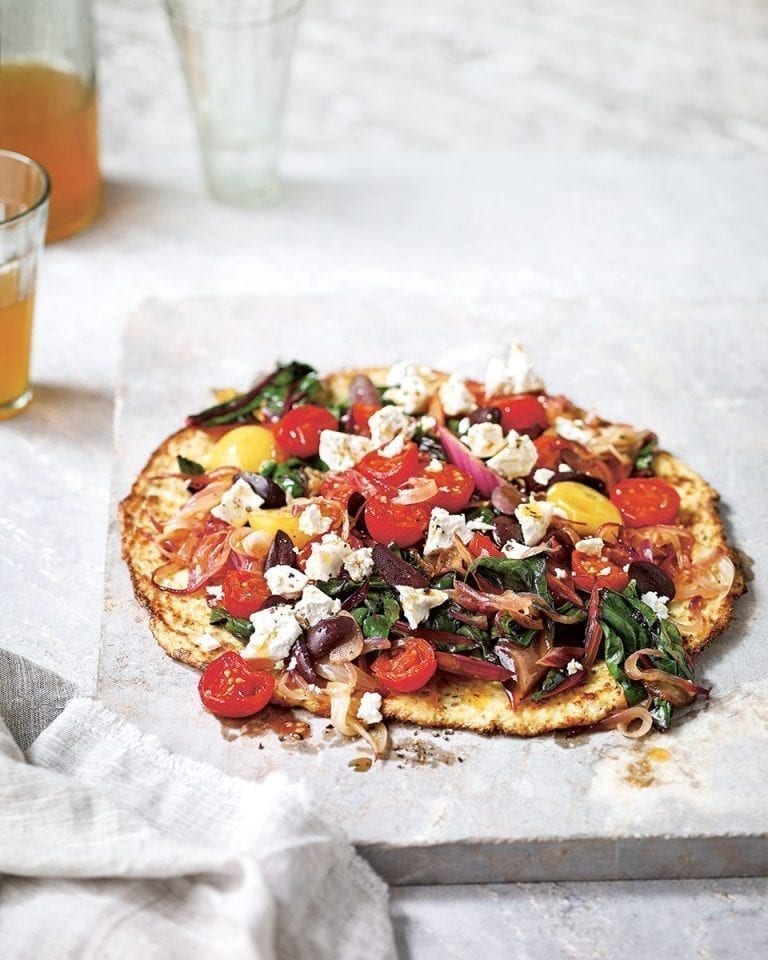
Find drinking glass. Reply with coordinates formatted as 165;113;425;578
0;0;101;243
0;151;50;419
166;0;305;206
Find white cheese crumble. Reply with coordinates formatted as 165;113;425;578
304;533;352;581
420;415;438;433
379;435;406;458
264;564;308;599
554;416;593;445
641;591;670;621
318;430;372;472
396;586;449;629
243;604;302;661
574;537;604;556
383;370;432;414
205;584;224;602
515;501;557;546
484;343;544;398
386;361;418;387
466;517;496;532
461;422;505;459
298;502;333;536
554;568;567;579
356;691;383;725
533;467;555;485
486;432;538;479
211;477;264;527
368;405;416;449
293;585;342;628
196;632;222;653
558;463;574;473
501;539;530;559
344;547;375;581
438;375;478;417
425;458;443;473
457;416;471;434
424;507;472;555
599;566;612;576
566;659;584;676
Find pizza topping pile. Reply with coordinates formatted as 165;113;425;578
150;347;737;755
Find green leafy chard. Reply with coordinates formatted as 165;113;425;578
177;454;205;475
467;555;551;603
209;606;253;642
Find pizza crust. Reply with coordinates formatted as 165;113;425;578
120;372;744;737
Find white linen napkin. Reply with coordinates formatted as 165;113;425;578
0;651;395;960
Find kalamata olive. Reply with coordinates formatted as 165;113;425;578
628;561;676;601
239;472;286;509
264;529;296;570
491;484;523;515
492;515;523;547
469;406;501;426
293;639;320;683
372;544;429;588
348;374;380;406
306;615;358;659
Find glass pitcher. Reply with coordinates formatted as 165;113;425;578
0;0;101;242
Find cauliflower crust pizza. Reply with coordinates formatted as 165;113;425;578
120;347;744;757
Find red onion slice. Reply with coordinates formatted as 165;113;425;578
438;425;503;497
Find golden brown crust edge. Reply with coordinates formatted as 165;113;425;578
119;377;744;736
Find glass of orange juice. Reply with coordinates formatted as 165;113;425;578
0;0;101;243
0;150;49;419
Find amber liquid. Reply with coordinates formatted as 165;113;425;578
0;269;34;416
0;63;101;242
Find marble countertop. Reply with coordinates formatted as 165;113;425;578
2;0;767;955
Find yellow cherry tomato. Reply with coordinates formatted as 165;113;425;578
247;507;311;548
206;425;278;472
546;481;623;536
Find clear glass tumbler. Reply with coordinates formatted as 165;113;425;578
166;0;305;206
0;0;101;243
0;150;50;418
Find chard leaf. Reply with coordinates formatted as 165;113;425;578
491;612;537;648
634;437;657;473
177;455;205;475
209;607;253;642
649;697;672;731
467;555;551;602
532;669;567;701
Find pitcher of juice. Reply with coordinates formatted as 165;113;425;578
0;0;101;243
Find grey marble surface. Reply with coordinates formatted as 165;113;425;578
2;0;768;955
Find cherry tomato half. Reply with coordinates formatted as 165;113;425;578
534;434;572;471
358;442;420;486
611;478;681;528
467;531;504;559
571;553;629;593
364;496;430;548
222;568;270;619
427;463;475;512
276;404;338;458
198;651;275;718
371;636;437;693
490;395;548;434
350;402;380;435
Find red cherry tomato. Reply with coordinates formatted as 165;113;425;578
358;442;420;486
571;553;629;593
534;434;572;470
364;496;430;548
467;531;504;559
276;405;338;458
350;402;380;435
611;478;681;528
371;637;437;693
427;463;474;512
318;471;364;506
222;568;270;619
198;651;275;718
489;395;548;433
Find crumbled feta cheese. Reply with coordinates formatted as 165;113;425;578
383;364;434;413
368;405;416;449
243;605;302;661
554;568;567;579
205;584;224;602
318;430;371;472
515;501;557;546
344;547;374;581
211;477;264;527
304;533;351;581
558;463;574;473
298;502;332;536
501;539;530;559
484;343;544;397
566;659;584;676
293;585;342;628
533;467;555;486
264;564;308;599
420;415;438;433
386;361;417;387
457;416;471;434
424;507;472;555
555;417;593;445
425;458;444;473
574;537;604;556
380;435;406;458
466;517;496;532
641;591;670;621
486;432;538;479
462;422;505;459
439;375;478;417
599;566;612;576
356;691;383;725
197;632;222;653
396;586;449;629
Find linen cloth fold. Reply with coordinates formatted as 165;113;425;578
0;650;395;960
